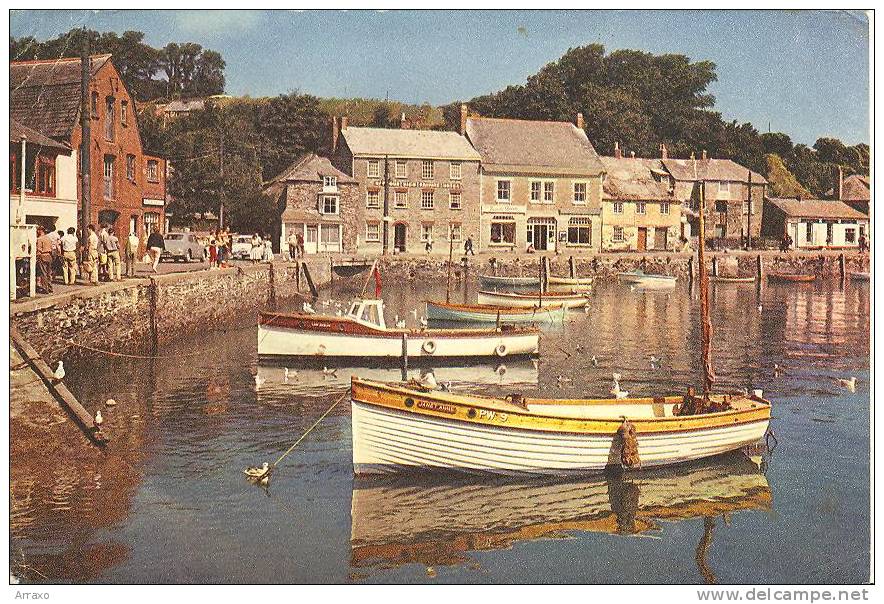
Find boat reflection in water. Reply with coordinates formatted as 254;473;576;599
256;359;539;397
350;452;771;578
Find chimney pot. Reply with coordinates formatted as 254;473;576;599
340;116;348;131
459;103;468;136
614;141;621;159
331;116;340;154
690;152;695;160
701;149;707;161
660;143;668;160
836;165;844;200
576;112;585;130
630;151;636;158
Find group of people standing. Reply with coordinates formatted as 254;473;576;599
250;233;275;264
286;231;305;261
207;229;233;269
33;223;148;294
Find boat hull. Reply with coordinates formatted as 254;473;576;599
477;290;590;309
617;272;678;285
478;274;540;287
425;301;565;323
258;323;539;359
767;273;815;283
710;276;756;283
548;276;594;286
351;380;770;476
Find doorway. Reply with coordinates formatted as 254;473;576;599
527;218;556;251
305;225;318;254
637;227;648;251
654;227;668;250
394;223;407;253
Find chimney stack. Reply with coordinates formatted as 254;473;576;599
614;142;621;159
576;112;585;130
400;112;407;129
331;116;340;154
459;103;468;135
340;116;348;131
660;143;668;159
701;149;707;161
836;165;844;200
690;152;695;160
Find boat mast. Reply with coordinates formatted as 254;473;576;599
698;180;716;393
446;235;454;303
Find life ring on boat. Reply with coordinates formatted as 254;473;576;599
495;343;508;358
422;340;437;355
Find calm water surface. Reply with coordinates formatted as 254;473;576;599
10;273;871;584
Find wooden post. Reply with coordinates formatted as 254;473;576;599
446;236;454;303
712;256;719;277
568;256;576;279
302;261;318;299
401;332;409;372
697;180;715;394
688;255;695;288
839;253;846;282
148;277;159;356
267;262;276;311
756;254;763;281
538;259;543;308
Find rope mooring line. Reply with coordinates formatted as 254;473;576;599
273;391;349;468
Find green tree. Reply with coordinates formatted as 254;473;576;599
256;93;330;181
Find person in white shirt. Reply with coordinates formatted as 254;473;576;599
60;227;79;284
125;231;140;277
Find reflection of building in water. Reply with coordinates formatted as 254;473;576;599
781;287;870;359
350;453;771;572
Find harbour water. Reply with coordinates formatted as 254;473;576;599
10;274;871;584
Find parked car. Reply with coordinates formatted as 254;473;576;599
231;235;253;260
161;232;206;262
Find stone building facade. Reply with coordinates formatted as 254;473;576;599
762;198;869;250
332;118;482;255
10;54;167;246
263;154;360;254
463;110;605;253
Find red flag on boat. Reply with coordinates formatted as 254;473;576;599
373;266;382;298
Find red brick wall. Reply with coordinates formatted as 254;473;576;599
71;60;165;246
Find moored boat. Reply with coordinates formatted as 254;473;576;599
258;299;540;360
710;275;756;284
350;378;771;475
477;289;590;309
767;272;816;283
425;300;566;324
617;270;678;285
548;275;594;286
478;274;540;288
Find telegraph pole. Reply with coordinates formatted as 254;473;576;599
382;154;390;254
79;30;91;245
218;136;225;230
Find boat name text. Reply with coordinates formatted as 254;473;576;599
416;401;457;414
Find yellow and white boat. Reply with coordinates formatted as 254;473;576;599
350;378;771;475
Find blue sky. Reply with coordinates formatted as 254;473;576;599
10;9;870;146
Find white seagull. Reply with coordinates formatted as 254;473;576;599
105;398;117;407
835;376;857;392
244;462;270;479
302;302;315;314
322;366;338;377
94;409;103;428
53;361;65;381
420;371;438;389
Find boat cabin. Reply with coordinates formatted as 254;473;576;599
347;299;387;329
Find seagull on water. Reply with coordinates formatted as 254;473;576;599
302;302;315;314
105;398;117;407
244;462;270;479
834;376;857;392
649;355;660;369
590;355;599;367
322;366;338;377
610;373;628;399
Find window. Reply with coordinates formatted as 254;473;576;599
103;155;115;199
366;190;380;208
33;155;55;197
320;224;341;246
490;217;516;244
91;92;98;118
323;175;337;189
395;160;407;179
449;161;461;180
805;222;813;241
449;191;462;209
321;195;339;215
530;181;542;203
613;226;624;242
497;180;511;202
126;155;136;181
144;212;160;235
394;190;408;209
567;217;591;245
543;181;554;203
845;228;856;243
449;223;462;241
121;101;128;126
146;159;159;182
715;200;728;214
104;97;115;141
421;160;434;180
613;201;624;214
365;222;380;242
661;201;670;215
636;201;646;215
573;182;587;204
718;181;730;195
366;160;380;178
421;190;435;210
421;224;433;242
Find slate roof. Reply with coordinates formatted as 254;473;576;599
600;157;677;201
465;117;604;176
767;198;868;220
10;55;113;141
662;158;767;184
263;153;356;198
841;174;870;202
10;118;71;151
341;126;480;161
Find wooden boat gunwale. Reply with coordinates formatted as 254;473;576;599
477;289;591;300
710;276;756;283
767;272;816;282
425;300;566;315
548;276;594;286
478;274;541;286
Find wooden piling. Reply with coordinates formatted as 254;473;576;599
267;262;277;310
401;332;409;373
839;253;846;282
568;256;576;279
712;256;719;277
756;255;763;282
302;261;318;298
148;277;159;356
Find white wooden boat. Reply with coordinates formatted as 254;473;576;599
710;275;756;284
350;453;770;568
478;274;540;287
425;300;565;324
477;289;590;309
617;270;678;285
351;378;771;475
548;275;594;286
258;299;540;360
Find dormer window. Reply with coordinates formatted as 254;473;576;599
323;175;337;189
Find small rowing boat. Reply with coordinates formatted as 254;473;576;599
478;274;540;288
710;276;756;284
351;378;771;475
849;272;870;281
425;300;566;324
767;273;816;283
258;299;540;360
477;289;590;309
548;276;594;286
617;270;678;285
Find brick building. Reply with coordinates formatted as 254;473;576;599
263;153;359;254
599;154;683;251
332;117;481;255
10;55;167;246
661;151;766;246
463;109;605;253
